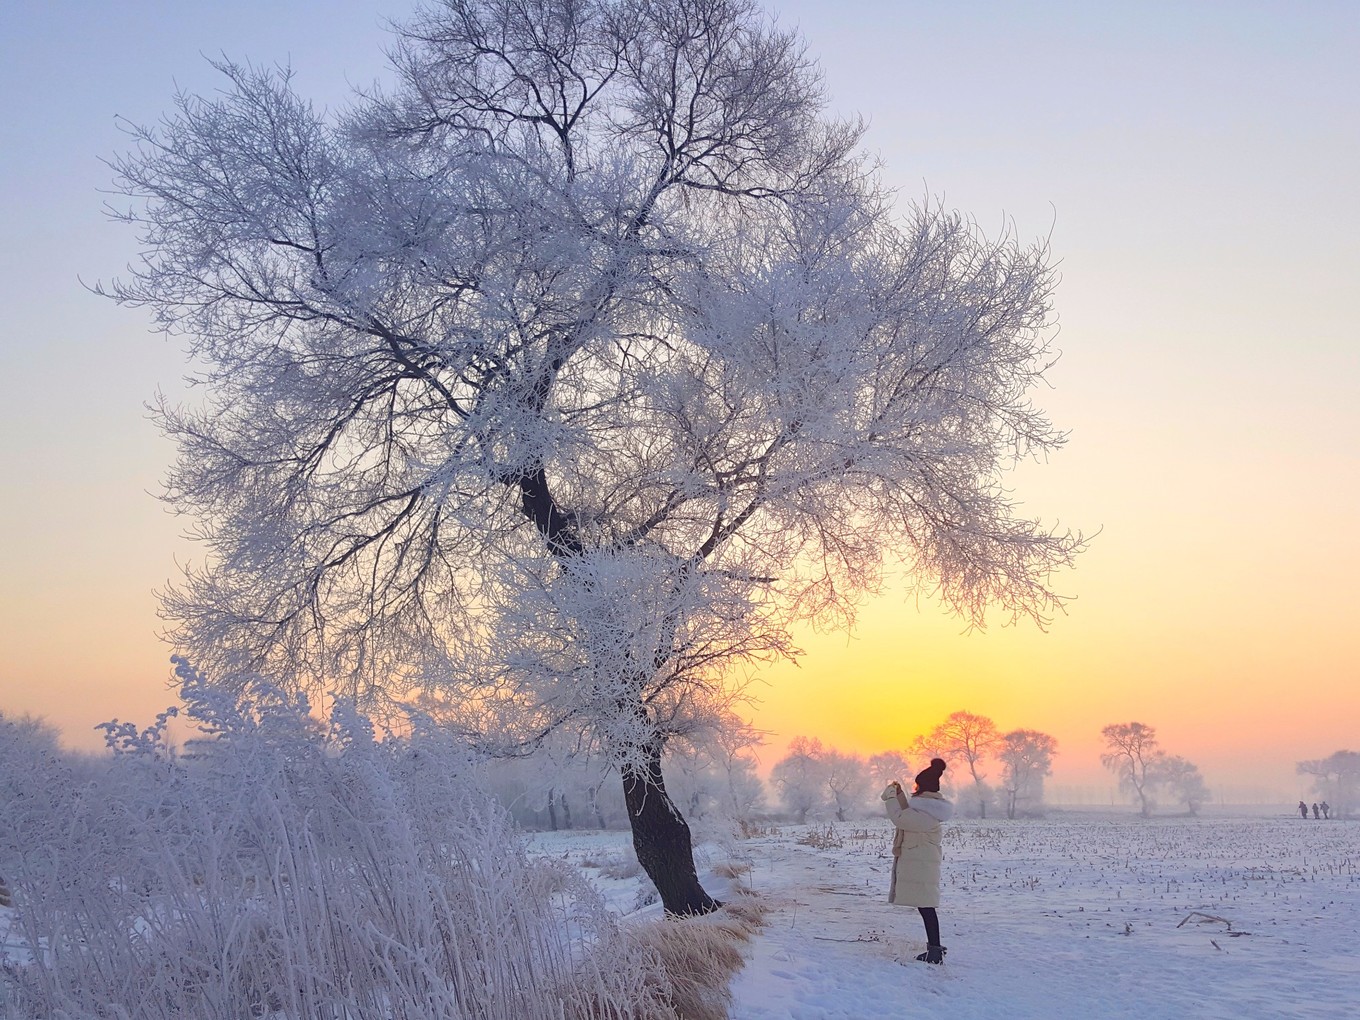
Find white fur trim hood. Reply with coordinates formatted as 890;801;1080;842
906;791;954;823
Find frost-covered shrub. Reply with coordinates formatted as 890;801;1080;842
0;660;676;1019
0;713;74;891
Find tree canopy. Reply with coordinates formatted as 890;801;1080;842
106;0;1082;912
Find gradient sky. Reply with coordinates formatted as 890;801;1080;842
2;1;1356;802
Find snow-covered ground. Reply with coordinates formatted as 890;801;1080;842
7;811;1354;1018
539;812;1360;1020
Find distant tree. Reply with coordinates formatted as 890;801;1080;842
1100;722;1162;817
106;0;1082;914
868;750;912;786
663;713;765;824
997;728;1057;819
1158;754;1210;816
0;713;71;849
925;711;1001;817
721;753;768;824
663;742;721;822
771;737;829;823
414;701;622;830
1298;751;1360;819
909;733;948;769
822;750;871;821
704;714;768;824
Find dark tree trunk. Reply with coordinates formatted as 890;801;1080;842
560;791;573;830
547;787;559;831
622;744;721;917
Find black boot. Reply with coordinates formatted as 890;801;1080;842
915;944;947;965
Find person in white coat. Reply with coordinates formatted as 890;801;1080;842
883;757;954;964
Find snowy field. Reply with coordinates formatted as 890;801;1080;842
541;813;1360;1020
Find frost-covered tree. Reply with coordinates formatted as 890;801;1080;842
106;0;1081;913
720;751;767;823
0;713;73;906
997;728;1056;819
822;749;871;821
701;712;767;823
663;741;724;822
662;709;766;825
868;749;912;786
923;710;1000;817
1158;754;1209;816
1100;722;1161;817
771;736;829;822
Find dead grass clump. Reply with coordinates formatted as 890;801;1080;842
737;819;777;839
623;909;757;1020
718;893;769;937
564;939;680;1020
711;860;752;880
798;824;843;849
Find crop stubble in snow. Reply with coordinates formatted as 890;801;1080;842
693;815;1358;1020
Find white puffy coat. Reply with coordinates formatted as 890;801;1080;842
882;787;954;908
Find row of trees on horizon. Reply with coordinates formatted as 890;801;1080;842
765;718;1360;822
7;706;1356;830
771;711;1056;822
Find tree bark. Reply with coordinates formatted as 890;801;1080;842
622;744;721;917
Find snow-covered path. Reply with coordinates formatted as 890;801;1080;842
724;818;1359;1020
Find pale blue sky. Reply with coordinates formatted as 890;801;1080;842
2;1;1357;793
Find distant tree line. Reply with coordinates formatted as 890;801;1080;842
470;708;1059;828
768;711;1058;822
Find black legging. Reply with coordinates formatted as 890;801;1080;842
918;907;940;945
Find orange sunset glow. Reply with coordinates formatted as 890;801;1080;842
3;0;1357;810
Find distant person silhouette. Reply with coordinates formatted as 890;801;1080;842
1321;801;1330;819
1299;801;1309;819
1312;803;1321;819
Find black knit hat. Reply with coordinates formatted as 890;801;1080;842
914;757;947;793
